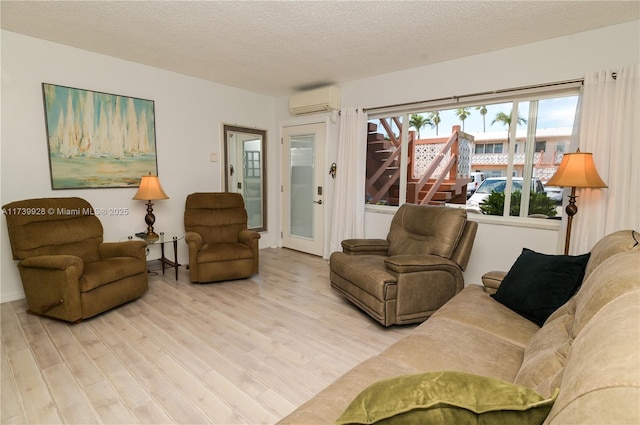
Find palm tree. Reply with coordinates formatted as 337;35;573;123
475;105;488;132
491;110;527;143
428;111;441;135
455;108;471;131
409;114;433;138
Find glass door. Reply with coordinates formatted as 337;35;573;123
282;123;325;256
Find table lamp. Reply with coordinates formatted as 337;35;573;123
546;150;607;255
133;173;169;242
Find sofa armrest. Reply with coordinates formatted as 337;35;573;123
99;241;147;260
384;254;459;273
341;239;389;255
482;270;507;294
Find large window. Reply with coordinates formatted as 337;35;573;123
365;84;579;220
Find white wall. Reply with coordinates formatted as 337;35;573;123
2;20;639;302
0;30;278;302
277;20;640;285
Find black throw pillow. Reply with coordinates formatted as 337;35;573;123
491;248;591;326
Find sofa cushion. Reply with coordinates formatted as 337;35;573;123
491;249;590;326
381;287;539;383
514;299;575;398
572;250;640;338
381;319;528;383
336;371;558;425
544;254;640;424
429;285;540;348
276;356;417;425
582;229;639;280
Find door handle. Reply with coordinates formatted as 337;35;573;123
314;200;323;205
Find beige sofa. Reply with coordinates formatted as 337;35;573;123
278;230;640;424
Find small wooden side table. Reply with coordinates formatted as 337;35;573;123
128;232;183;280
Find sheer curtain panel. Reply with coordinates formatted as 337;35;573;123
329;107;368;256
571;64;640;254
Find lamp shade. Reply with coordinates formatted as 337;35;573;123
132;174;169;200
546;152;607;189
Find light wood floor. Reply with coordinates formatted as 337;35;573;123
1;248;417;425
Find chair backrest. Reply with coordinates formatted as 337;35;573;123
184;192;248;244
3;197;103;262
387;204;468;259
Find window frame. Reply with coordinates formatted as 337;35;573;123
365;81;581;228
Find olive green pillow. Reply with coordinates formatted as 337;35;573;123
335;371;558;425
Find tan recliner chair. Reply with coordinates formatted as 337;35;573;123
330;204;477;326
3;197;148;323
184;192;260;283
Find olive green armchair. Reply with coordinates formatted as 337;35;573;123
3;197;148;323
330;204;477;326
184;192;260;283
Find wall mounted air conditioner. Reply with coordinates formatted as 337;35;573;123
289;86;341;115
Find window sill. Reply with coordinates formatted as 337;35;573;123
365;204;562;231
465;213;561;230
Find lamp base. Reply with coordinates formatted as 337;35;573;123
143;201;159;242
563;187;578;255
143;231;159;243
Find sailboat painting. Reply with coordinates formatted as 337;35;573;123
42;83;158;189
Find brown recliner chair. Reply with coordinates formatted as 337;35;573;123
330;204;477;326
184;192;260;283
3;197;148;323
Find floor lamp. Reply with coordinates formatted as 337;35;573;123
546;150;607;255
133;173;169;242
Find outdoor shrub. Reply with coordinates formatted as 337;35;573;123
480;191;557;217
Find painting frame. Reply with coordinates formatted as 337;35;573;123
42;83;159;189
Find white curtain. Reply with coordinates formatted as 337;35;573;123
570;64;640;254
329;107;368;256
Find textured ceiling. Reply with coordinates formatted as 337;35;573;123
2;1;638;97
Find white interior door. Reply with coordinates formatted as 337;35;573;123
282;123;325;256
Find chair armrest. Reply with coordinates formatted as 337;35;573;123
99;241;147;260
239;229;261;274
20;254;83;272
341;239;389;255
185;231;203;250
384;254;459;274
481;270;507;294
239;229;261;246
18;255;84;319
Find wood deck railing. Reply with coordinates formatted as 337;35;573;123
366;122;472;205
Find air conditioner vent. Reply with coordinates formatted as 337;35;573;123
289;86;341;115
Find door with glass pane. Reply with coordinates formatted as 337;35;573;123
282;123;325;256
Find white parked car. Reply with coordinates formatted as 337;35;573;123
466;177;545;211
466;172;486;198
544;186;564;204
